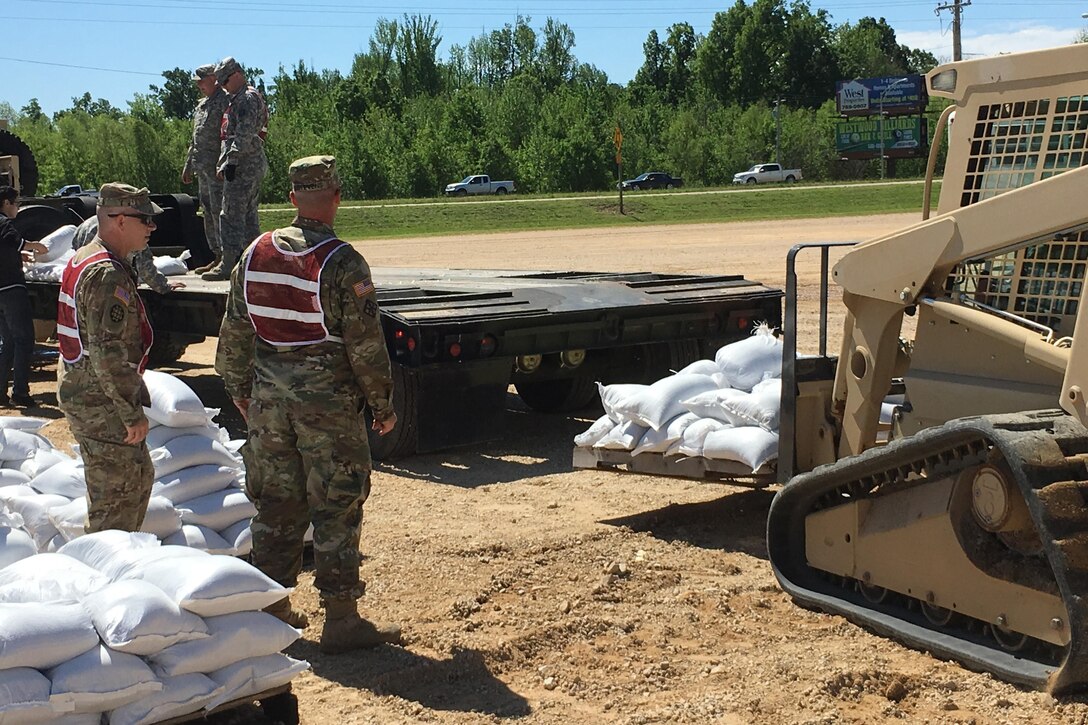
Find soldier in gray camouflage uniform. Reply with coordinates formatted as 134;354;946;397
57;184;161;533
202;56;268;281
72;216;183;294
182;63;228;275
215;155;401;652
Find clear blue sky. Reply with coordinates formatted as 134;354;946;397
4;0;1086;117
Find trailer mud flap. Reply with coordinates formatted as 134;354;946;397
413;357;513;454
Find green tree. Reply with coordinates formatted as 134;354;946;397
148;67;199;120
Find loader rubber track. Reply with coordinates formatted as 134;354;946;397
768;410;1088;693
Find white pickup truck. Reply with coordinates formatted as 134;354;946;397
732;163;802;185
444;175;516;196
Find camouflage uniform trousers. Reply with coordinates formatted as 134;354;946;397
196;168;224;255
240;392;372;602
219;155;267;261
67;409;154;534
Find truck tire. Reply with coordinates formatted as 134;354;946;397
745;177;756;185
666;183;675;190
365;363;418;461
0;129;39;197
631;184;641;191
785;175;796;183
146;333;189;366
495;187;508;195
456;188;468;197
516;374;599;413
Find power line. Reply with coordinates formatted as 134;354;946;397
935;0;972;61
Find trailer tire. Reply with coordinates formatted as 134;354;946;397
0;129;39;197
259;691;300;725
146;333;189;366
516;374;599;413
366;363;418;461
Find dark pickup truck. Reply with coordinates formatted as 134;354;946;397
15;194;783;459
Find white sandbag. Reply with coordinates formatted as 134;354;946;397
204;654;310;711
0;482;34;503
18;448;72;479
7;493;67;549
0;430;53;464
177;489;255;532
593;420;648;451
0;602;99;669
714;325;783;391
721;378;781;431
56;530;160;576
0;527;36;570
572;415;615;448
28;458;85;498
220;519;251;557
82;579;209;656
150;436;238;478
680;388;751;425
53;715;105;725
610;374;718;431
0;552;109;603
0;667;53;724
632;412;700;456
50;496;181;542
142;371;213;428
0;417;48;433
37;224;76;263
151;465;237;506
595;382;648;422
149;611;301;677
107;673;223;725
117;548;286;616
164;525;233;555
701;426;779;470
152;255;189;276
674;359;720;376
672;419;729;458
47;645;162;714
145;424;225;451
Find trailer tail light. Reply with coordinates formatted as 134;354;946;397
406;336;416;352
516;354;542;373
449;342;463;358
394;329;417;352
479;334;497;357
736;316;750;331
559;349;586;368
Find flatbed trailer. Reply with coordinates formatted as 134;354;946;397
16;194;784;459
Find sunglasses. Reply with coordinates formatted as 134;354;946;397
109;213;155;227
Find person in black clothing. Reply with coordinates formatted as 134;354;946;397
0;186;47;407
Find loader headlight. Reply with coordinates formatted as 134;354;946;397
930;69;957;93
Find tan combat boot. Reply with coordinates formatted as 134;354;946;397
193;254;221;275
200;252;236;281
319;598;402;653
263;595;309;629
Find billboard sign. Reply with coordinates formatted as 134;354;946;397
835;117;929;160
835;75;927;117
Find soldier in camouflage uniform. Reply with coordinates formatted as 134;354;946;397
57;184;160;533
202;56;268;282
215;155;401;652
182;63;228;275
73;216;183;294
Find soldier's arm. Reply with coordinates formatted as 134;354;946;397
79;267;148;428
0;218;23;251
214;254;256;400
132;248;171;294
335;253;395;421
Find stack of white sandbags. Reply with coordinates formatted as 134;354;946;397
24;224;77;282
0;533;308;724
151;250;191;277
576;325;783;473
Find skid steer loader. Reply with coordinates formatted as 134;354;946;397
769;43;1088;694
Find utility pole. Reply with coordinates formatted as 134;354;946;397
935;0;971;61
773;99;784;167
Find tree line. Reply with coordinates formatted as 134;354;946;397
6;0;949;202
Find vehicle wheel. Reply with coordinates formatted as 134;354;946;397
516;374;599;413
495;187;508;195
365;363;418;460
456;188;468;197
146;333;188;366
745;177;756;185
631;184;641;191
785;175;796;183
0;129;39;197
666;183;674;190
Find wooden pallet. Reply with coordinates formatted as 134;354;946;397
572;446;776;487
153;684;297;724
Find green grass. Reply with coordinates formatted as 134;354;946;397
260;180;942;240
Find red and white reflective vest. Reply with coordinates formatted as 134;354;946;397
243;232;349;346
57;250;154;373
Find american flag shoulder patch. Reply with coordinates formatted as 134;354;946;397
353;279;375;298
113;286;131;304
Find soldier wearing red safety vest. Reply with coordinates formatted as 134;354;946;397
57;183;160;534
215;155;401;653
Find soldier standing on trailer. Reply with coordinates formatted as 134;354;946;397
182;63;229;275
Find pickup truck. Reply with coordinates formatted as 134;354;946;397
54;184;98;197
618;172;684;191
732;164;802;185
444;175;515;196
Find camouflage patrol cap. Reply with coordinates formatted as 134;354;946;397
289;156;341;191
97;183;165;215
214;56;242;84
192;63;216;81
